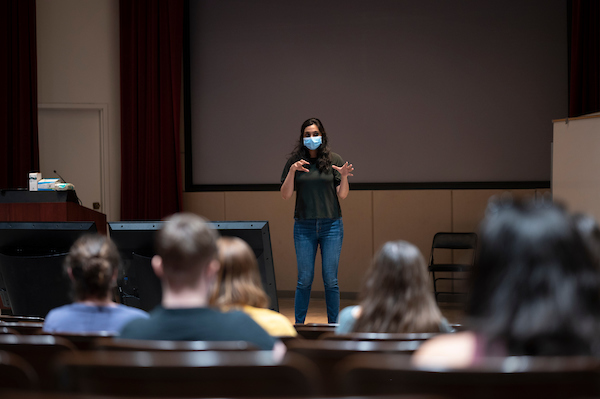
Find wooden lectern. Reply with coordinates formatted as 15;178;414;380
0;190;107;234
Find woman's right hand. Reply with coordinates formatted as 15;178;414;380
290;159;310;173
281;159;309;200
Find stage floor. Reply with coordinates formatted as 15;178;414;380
278;297;465;325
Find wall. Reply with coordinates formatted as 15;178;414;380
553;114;600;220
36;0;121;221
184;188;550;296
34;1;556;299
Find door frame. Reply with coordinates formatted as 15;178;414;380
38;103;111;219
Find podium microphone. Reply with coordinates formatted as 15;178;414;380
53;170;82;205
53;170;66;183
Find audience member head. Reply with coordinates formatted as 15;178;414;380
65;234;120;302
211;237;269;309
572;212;600;266
467;197;600;356
353;240;442;333
154;213;219;289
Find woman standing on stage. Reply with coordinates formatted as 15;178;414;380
280;118;354;324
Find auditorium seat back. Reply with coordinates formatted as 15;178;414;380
0;315;44;323
58;350;320;397
337;353;600;399
0;350;39;390
319;331;438;342
0;335;75;391
0;322;43;335
93;337;258;351
50;331;117;351
294;323;337;339
285;338;421;395
0;326;18;335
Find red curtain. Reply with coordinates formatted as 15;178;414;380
120;0;184;220
0;0;39;189
569;0;600;117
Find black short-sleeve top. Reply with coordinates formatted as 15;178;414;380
281;152;344;220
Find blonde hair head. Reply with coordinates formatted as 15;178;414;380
211;237;269;308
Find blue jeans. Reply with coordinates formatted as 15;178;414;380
294;218;343;324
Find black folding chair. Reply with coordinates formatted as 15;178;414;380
428;232;477;303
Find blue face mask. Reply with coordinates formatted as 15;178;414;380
303;136;322;151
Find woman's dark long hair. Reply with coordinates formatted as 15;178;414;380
288;117;332;173
467;198;600;356
572;212;600;267
352;241;443;333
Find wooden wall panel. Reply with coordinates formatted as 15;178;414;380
373;190;452;293
536;188;552;200
183;192;226;221
225;192;296;291
336;191;373;293
450;189;536;293
373;190;452;258
184;188;548;296
451;189;537;233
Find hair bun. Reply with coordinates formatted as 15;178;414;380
65;234;120;301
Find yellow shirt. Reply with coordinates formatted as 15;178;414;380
240;305;297;337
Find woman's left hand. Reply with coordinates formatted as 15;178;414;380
333;162;354;177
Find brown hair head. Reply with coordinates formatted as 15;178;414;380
211;236;269;308
155;213;219;287
66;234;120;301
352;240;442;333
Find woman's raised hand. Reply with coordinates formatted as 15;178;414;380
333;162;354;177
291;159;310;173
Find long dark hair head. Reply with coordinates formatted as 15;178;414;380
65;234;120;301
572;212;600;267
467;198;600;356
289;117;332;173
352;240;443;333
